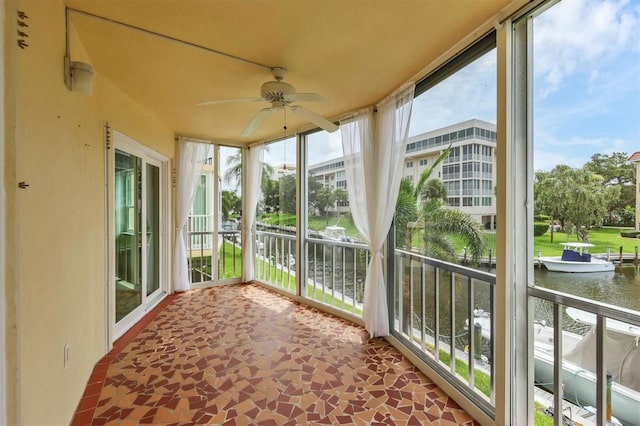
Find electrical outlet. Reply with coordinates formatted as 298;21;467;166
64;343;70;369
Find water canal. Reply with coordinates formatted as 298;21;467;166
535;265;640;313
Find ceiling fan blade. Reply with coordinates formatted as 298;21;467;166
241;108;273;137
197;97;262;106
286;93;326;103
290;105;338;133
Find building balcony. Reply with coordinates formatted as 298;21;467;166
75;234;640;425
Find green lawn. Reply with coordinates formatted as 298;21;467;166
437;350;491;397
259;213;296;227
533;227;639;256
308;215;361;239
255;256;297;292
260;212;640;260
533;402;554;426
259;213;362;239
411;226;639;259
219;240;242;279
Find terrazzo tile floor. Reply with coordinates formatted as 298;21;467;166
72;284;479;425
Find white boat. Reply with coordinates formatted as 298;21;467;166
469;308;640;426
539;242;615;273
319;225;353;242
537;308;640;426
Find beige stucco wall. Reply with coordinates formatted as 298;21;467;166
5;1;175;424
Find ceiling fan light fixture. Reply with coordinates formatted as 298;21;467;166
261;81;295;102
198;65;337;136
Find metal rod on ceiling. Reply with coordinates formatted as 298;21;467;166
66;7;274;72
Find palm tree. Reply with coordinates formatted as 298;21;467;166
396;145;485;264
422;198;485;264
415;145;451;198
223;151;274;189
395;178;418;248
221;190;241;220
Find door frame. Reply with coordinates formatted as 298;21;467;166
110;130;171;342
187;142;243;289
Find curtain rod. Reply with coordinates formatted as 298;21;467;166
66;7;274;72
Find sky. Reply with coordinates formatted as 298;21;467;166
532;0;640;170
238;0;640;173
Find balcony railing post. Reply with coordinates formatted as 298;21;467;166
420;262;426;352
233;232;237;276
313;243;317;296
450;272;456;373
287;237;292;289
352;247;357;312
398;256;404;336
341;246;346;308
596;316;606;426
331;245;336;302
434;266;440;360
281;235;285;284
322;242;327;304
468;277;475;389
409;258;415;340
553;303;563;426
221;233;226;280
490;280;495;403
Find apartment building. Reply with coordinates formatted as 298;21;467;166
308;119;497;227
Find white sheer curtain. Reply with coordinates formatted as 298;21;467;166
341;84;414;337
173;140;209;292
242;145;264;282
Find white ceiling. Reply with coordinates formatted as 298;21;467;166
65;0;514;145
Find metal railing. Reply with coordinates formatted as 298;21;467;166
187;214;214;249
186;229;242;284
255;230;297;293
306;236;369;316
392;249;496;416
253;230;369;316
529;286;640;426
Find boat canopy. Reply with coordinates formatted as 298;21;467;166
561;242;595;249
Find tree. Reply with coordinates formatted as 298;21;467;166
584;152;635;225
534;167;572;242
279;174;297;214
394;178;418;249
261;178;279;213
420;179;447;202
419;178;485;264
535;165;620;243
415;145;451;198
316;186;336;224
307;175;324;215
221;190;241;220
395;145;486;263
423;205;485;264
333;188;348;220
223;151;242;188
584;152;634;187
223;151;274;190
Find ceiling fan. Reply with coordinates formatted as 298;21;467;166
198;67;339;137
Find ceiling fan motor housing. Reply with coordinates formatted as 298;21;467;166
261;81;295;103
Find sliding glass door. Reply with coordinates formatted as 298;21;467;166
113;132;168;339
115;149;143;323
